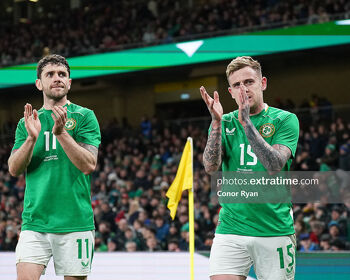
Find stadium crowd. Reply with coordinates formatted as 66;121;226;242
1;0;350;66
0;102;350;252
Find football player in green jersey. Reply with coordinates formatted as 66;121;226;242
200;56;299;280
8;54;101;280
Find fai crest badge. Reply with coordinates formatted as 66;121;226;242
259;123;275;138
65;118;77;130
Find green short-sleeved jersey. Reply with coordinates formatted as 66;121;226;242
13;101;101;233
215;104;299;236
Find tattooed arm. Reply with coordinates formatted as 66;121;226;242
200;86;224;175
244;121;291;172
203;120;223;174
237;85;291;172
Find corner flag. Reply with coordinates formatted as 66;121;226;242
166;137;193;220
166;137;195;280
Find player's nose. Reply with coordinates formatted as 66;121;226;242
53;72;62;81
240;84;248;92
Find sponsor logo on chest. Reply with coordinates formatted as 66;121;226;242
225;127;236;135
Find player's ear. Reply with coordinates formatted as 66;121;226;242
68;78;72;90
228;87;234;98
262;77;267;91
35;79;42;91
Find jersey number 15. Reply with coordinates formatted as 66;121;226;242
239;144;257;166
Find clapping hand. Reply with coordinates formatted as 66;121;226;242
237;85;250;127
200;86;223;122
51;106;68;135
24;104;41;141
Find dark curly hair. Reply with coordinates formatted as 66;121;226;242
37;54;70;79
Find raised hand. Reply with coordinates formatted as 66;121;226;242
200;86;223;121
24;103;41;141
51;106;67;135
237;85;250;127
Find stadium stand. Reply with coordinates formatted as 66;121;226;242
1;0;350;66
1;101;350;252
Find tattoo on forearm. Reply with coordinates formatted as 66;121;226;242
203;121;222;173
244;121;291;172
78;143;98;159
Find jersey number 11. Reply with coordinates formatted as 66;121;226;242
44;131;57;151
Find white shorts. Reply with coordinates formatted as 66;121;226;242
16;230;95;276
210;233;296;280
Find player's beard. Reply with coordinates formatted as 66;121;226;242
249;92;264;114
249;98;262;114
43;86;68;102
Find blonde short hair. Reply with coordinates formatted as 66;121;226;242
226;56;262;79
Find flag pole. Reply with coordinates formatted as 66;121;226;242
165;136;195;279
188;137;195;280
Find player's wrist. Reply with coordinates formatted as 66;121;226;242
26;135;38;142
211;119;221;128
53;128;68;137
241;118;252;129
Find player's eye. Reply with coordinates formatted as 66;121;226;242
245;80;254;86
233;83;240;88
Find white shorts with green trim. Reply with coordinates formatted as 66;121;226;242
209;233;296;280
16;230;95;276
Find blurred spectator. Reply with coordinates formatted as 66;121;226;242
309;221;325;245
100;201;117;231
154;216;170;243
328;222;342;242
128;200;141;225
138;209;152;227
339;144;350;170
141;116;152;139
95;232;108;252
107;238;119;252
1;226;17;251
320;234;331;251
319;144;338;171
299;233;320;251
167;223;180;242
98;221;112;245
330;238;346;251
114;218;129;247
167;239;180;252
328;206;347;237
178;222;204;251
201;232;215;250
146;236;162;252
294;219;308;239
126;241;138;252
